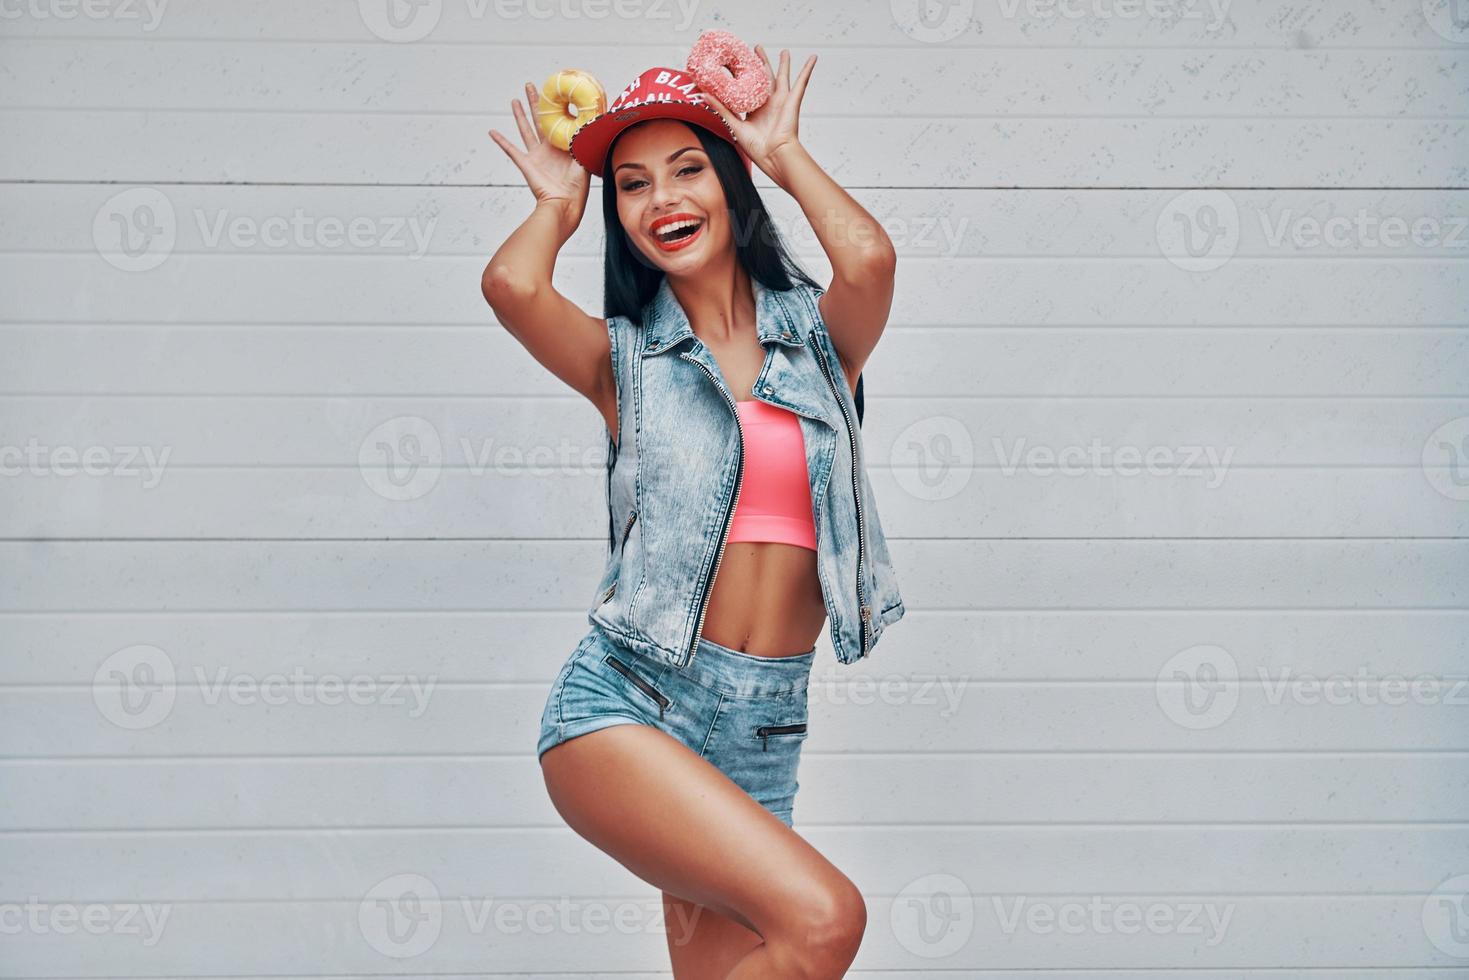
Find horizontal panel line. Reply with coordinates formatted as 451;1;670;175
5;36;1467;51
4;675;1464;690
6;321;1469;331
3;607;1465;615
5;393;1469;401
5;180;1469;193
9;105;1469;121
4;750;1469;762
7;250;1469;264
0;821;1466;835
5;536;1468;543
0;893;1451;906
6;319;1468;330
0;967;1459;980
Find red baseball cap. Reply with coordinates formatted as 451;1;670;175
568;66;753;178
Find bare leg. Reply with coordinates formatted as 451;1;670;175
662;892;763;978
540;723;867;978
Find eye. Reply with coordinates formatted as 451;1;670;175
620;177;647;192
677;164;702;177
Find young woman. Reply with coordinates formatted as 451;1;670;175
483;50;905;978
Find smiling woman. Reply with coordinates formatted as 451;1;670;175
649;212;705;251
481;52;904;978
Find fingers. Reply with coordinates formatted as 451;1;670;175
755;43;775;83
792;54;816;100
512;81;541;152
701;89;738;131
487;129;527;169
754;45;797;94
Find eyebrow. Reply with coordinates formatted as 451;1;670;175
613;146;703;175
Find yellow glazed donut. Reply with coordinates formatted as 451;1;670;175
535;69;607;152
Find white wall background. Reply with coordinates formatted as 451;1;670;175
2;1;1467;976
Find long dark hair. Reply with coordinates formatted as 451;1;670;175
598;119;863;424
599;120;819;323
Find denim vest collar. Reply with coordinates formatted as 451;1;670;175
638;276;835;431
639;276;809;355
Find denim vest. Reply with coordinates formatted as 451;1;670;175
586;275;906;668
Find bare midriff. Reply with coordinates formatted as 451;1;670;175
699;542;827;658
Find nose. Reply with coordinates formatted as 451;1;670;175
651;179;681;213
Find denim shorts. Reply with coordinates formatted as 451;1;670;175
537;624;815;827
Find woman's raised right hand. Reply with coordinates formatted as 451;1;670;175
488;81;592;217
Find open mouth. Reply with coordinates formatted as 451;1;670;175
650;214;705;252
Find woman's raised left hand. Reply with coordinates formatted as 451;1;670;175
700;46;815;183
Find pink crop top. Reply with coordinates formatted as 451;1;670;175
727;399;817;551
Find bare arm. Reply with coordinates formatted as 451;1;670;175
701;47;897;382
482;81;617;440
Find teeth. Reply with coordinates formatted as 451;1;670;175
655;219;700;240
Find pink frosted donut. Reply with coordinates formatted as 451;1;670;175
686;30;771;115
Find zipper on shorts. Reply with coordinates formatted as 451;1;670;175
604;653;670;720
755;722;808;751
